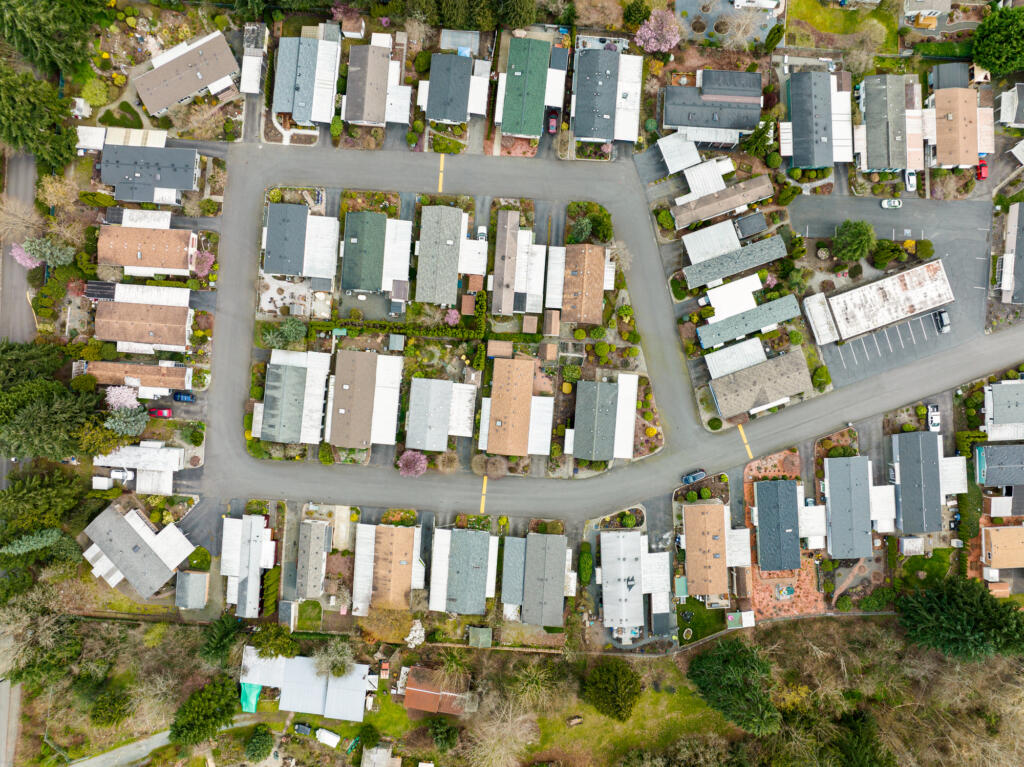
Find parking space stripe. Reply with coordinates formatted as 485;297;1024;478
884;328;893;353
906;321;916;344
895;325;905;348
835;345;847;368
847;341;858;364
873;334;882;355
918;316;928;338
859;337;870;360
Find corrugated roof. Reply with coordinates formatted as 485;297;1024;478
522;533;567;627
342;211;387;291
825;456;873;559
573;381;618;461
500;536;526;605
683;235;786;288
502;38;550;138
697;294;800;348
754;480;802;571
403;666;466;715
446;529;490;615
416;206;463;304
703;337;768;379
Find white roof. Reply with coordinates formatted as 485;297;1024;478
486;535;499;599
468;75;489;116
385;60;412;124
830;72;854;163
370;33;392;49
703;337;768;379
370;354;403;445
152;187;179;206
416;79;430;111
458;237;487;276
104;127;168;148
604;251;615;290
940;456;969;497
477;397;491;452
827;261;954;339
545;67;566;108
978;107;995;154
311;39;341;124
798;504;828;539
382;218;412;291
641;544;671;596
707;273;762;323
151;30;223;68
778;121;793;157
657;132;701;175
613;54;642;143
303;214;341;281
613;373;638;460
1011;139;1024;166
803;292;840;346
673;124;744;145
682;221;741;263
870;484;897;534
493;72;506;125
136;468;174;495
76;126;106;151
527;396;554;456
220;517;243;577
726;526;752;567
270;349;332;444
113;283;191;307
428;528;451;612
222;515;275;617
899;536;925;556
906;109;924;172
351;523;376;616
683;158;728;198
513;230;546;314
599;530;644;630
241;54;263;94
123;509;195;571
316;729;341;748
121;209;173;229
545;246;566;309
449;383;477;438
94;442;185;472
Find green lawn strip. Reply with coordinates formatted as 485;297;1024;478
788;0;897;52
676;597;727;644
296;599;323;631
898;547;953;591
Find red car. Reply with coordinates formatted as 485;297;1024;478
547;111;558;134
148;408;172;418
976;159;988;180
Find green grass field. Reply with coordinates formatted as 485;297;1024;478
787;0;898;53
296;600;322;631
676;597;727;644
898;547;953;591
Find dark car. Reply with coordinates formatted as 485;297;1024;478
148;408;172;418
173;391;196;403
294;723;311;736
681;469;706;485
547;110;558;134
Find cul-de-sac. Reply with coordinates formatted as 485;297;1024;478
4;1;1024;765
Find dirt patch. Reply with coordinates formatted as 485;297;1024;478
577;0;624;28
500;134;539;158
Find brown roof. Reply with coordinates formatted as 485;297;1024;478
460;294;476;316
522;314;538;333
543;309;560;336
135;32;239;114
539;342;558;361
87;361;189;389
709;352;812;419
487;340;513;358
403;667;465;715
561;244;606;325
98;226;194;270
982;526;1024;570
487;357;533;456
328;350;377;448
988;581;1012;598
683;502;729;598
94;302;190;347
934;88;978;167
492;209;520;316
371;525;414;610
341;15;364;34
670;175;774;229
466;274;484;292
345;44;390;125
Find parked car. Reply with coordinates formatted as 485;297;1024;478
927;404;940;432
697;295;710;307
148;408;172;418
547;110;558;134
976;159;988;181
476;225;487;241
880;199;902;209
173;391;195;403
904;170;917;193
681;469;706;485
933;309;951;334
110;469;135;482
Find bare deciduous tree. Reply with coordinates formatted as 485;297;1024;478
437;451;460;474
358;608;413;643
48;213;87;247
171;102;224;141
485;455;508;479
722;9;761;51
37;175;79;213
470;453;488;476
458;694;540;767
845;46;877;77
0;194;44;243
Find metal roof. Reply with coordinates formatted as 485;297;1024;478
788;71;834;168
501;37;550;138
697;294;800;348
1007;203;1024;304
599;530;644;630
260;361;307;444
416;206;463;304
824;456;873;559
446;529;491;615
683;235;786;289
501;536;526;605
573;49;618;142
613;373;638;460
99;145;198;202
573;381;618;461
656;132;701;174
754;480;801;571
522;533;568;627
440;29;480;52
341;211;387;291
263;203;308;275
426;54;473;123
682;220;741;263
703;337;768;379
405;378;454;452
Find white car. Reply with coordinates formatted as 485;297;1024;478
476;225;487;241
927;404;940;433
881;199;902;209
904;170;917;193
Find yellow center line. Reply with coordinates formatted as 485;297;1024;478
478;475;488;515
437;154;445;193
737;423;753;460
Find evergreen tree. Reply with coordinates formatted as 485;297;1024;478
834;220;876;263
76;422;132;456
971;7;1024;77
688;637;781;735
623;0;651;26
103;406;149;438
0;471;85;541
0;340;65;388
245;725;274;761
0;527;63;557
0;65;77;171
23;236;74;267
0;0;105;74
500;0;536;28
89;690;132;726
233;0;266;20
249;624;299;658
440;0;470;27
199;614;242;667
0;379;98;460
582;658;642;721
169;675;238;745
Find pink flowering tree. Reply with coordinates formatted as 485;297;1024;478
635;10;682;53
11;243;41;269
444;308;460;327
105;385;140;411
398;450;428;477
194;250;216;278
331;3;359;23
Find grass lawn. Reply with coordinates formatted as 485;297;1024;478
530;659;733;767
676;597;727;645
999;593;1024;607
296;600;323;631
898;547;953;591
788;0;898;52
282;13;326;37
283;689;413;742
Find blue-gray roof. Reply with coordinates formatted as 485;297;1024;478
892;432;943;534
427;54;473;124
931;62;969;91
175;570;208;609
501;536;526;605
272;36;319;125
1012;204;1024;304
99;146;198;203
260;361;307;444
697;294;801;348
415;206;463;305
976;444;1024;486
341;211;387;292
522;533;567;627
825;456;873;559
446;528;490;615
754;480;801;571
788;71;833;169
264;203;307;275
663;70;762;132
735;212;768;239
863;75;909;171
573;49;618;141
405;378;452;452
683;235;786;289
573;381;618;461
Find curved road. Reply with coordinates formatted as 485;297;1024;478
177;138;1022;528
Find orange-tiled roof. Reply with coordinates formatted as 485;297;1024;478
487;357;533;456
683;502;728;597
934;88;978;167
87;361;189;389
982;526;1024;570
403;666;465;715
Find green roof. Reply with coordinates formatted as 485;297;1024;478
341;211;387;291
501;38;550;138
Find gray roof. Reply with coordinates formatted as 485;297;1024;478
573;381;618;461
788;71;833;169
272;36;320;125
446;528;490;614
754;480;802;571
977;444;1024;486
550;46;569;71
683;235;786;289
341;211;387;291
522;533;567;627
99;146;198;202
1014;84;1024;125
415;206;463;305
735;212;768;239
85;506;182;598
990;382;1024;424
296;519;331;599
697;294;801;348
501;536;526;605
825;456;873;559
709;351;812;419
573;49;618;141
662;70;762;131
892;432;943;534
1012;203;1024;304
406;378;453;452
492;208;520;316
426;54;473;123
1013;488;1024;516
260;361;308;444
863;75;910;171
931;62;969;91
175;570;208;609
264;203;308;275
345;44;390;125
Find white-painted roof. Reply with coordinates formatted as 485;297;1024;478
220;517;242;577
458;237;487;276
682;221;741;263
707;273;762;323
477;397;491;452
657;132;702;175
527;397;554;456
545;246;566;309
803;292;840;345
428;528;451;612
512;229;546;314
683;158;728;198
385;65;412;124
830;72;854;163
303;214;341;281
76;126;106;151
726;526;752;567
113;283;191;307
370;33;392;48
940;456;968;496
449;383;477;438
613;54;642;143
545;67;566;108
485;535;499;598
351;523;376;616
94;442;185;472
241;54;263;93
104;127;168;147
704;337;768;379
869;484;897;533
468;75;489;116
493;72;506;125
120;209;173;229
778;121;793;157
316;729;341;748
600;530;644;630
311;39;342;124
382;218;412;292
613;373;638;460
370;354;403;445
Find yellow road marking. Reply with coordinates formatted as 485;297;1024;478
479;475;488;514
437;154;445;193
737;423;753;459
